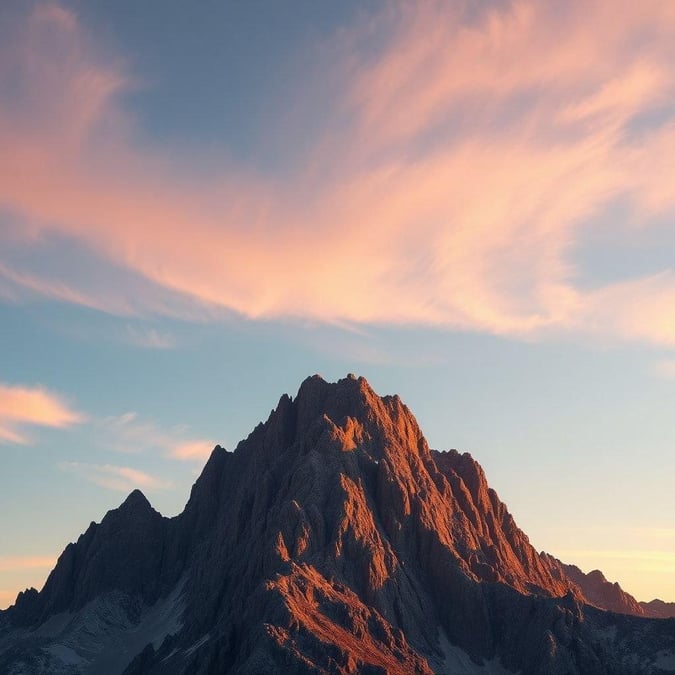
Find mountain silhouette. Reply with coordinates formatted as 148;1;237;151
1;374;674;674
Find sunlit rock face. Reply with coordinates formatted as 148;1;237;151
2;375;675;674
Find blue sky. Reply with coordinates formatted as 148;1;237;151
2;0;675;607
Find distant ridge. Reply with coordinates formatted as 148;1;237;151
1;375;674;674
542;553;675;619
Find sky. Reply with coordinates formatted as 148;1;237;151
2;0;675;609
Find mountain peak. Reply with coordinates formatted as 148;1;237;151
3;375;675;674
294;372;375;408
120;488;152;511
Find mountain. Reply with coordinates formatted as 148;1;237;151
642;601;675;620
541;554;646;617
1;374;675;674
541;554;675;620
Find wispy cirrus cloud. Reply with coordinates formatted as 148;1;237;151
2;1;675;348
57;413;217;493
122;325;175;350
97;411;218;462
0;382;83;444
59;461;171;492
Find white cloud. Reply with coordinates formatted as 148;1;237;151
123;325;176;350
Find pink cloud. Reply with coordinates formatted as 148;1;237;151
2;2;675;346
577;273;675;347
0;383;83;444
348;2;675;148
96;411;218;461
169;440;217;462
60;461;171;492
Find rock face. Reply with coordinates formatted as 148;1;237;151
19;490;171;622
1;374;675;674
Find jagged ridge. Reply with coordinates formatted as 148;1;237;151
541;553;675;620
2;374;674;675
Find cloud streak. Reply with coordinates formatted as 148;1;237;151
0;382;83;444
2;2;675;346
0;556;56;573
169;440;218;461
97;411;218;462
122;325;175;350
60;461;171;492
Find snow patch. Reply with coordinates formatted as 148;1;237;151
592;624;617;643
46;644;85;666
0;580;186;675
81;581;185;673
34;612;74;639
161;647;179;662
655;650;675;671
185;633;210;656
435;629;518;675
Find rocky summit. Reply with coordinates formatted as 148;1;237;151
1;375;675;674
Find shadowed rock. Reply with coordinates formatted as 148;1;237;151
641;599;675;619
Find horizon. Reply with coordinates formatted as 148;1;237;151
2;0;675;612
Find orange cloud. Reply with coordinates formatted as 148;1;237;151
2;2;675;346
0;383;83;444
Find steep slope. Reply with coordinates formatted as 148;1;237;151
432;450;576;598
541;554;645;616
1;374;674;674
542;553;675;620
